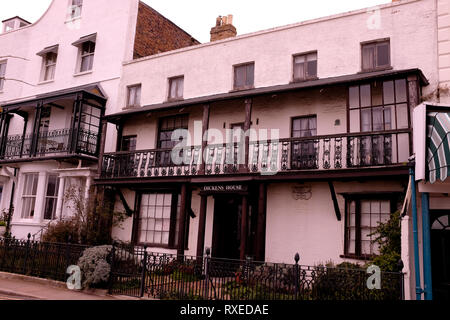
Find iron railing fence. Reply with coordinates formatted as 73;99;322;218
108;243;404;301
0;235;88;282
1;128;99;160
101;129;411;179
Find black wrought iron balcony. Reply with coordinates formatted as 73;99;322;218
100;129;411;179
0;128;100;162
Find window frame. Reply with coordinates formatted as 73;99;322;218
342;193;399;260
41;51;58;82
79;41;95;73
361;39;391;72
0;60;7;91
121;135;137;152
156;114;189;149
233;62;255;91
290;115;318;169
292;51;318;82
126;84;142;108
21;173;39;219
347;78;410;134
155;114;189;166
133;191;189;249
43;174;60;221
167;76;184;101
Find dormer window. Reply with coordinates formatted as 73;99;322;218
37;45;59;82
3;21;14;33
72;34;97;74
69;0;83;19
2;16;30;33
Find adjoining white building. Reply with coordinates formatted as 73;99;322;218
0;0;198;240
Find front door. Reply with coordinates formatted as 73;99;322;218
212;195;242;259
431;211;450;301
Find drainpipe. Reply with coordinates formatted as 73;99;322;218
421;192;433;300
410;167;423;300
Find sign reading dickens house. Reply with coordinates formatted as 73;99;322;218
201;185;248;193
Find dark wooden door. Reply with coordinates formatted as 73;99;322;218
431;212;450;301
212;195;242;260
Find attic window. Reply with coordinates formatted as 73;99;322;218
3;21;14;33
69;0;83;19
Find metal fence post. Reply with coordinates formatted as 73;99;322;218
23;233;31;275
204;248;210;300
294;253;300;300
140;245;148;298
108;242;116;294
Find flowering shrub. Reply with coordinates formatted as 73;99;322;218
77;245;113;288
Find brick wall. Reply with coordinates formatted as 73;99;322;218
133;1;200;60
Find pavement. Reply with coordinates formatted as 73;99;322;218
0;273;133;300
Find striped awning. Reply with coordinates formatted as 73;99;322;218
427;111;450;183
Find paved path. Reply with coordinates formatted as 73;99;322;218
0;277;118;300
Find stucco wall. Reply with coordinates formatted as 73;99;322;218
111;179;407;265
265;180;406;265
116;0;439;119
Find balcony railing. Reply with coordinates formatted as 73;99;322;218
101;130;411;179
0;128;99;161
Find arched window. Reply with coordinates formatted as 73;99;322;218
432;214;450;230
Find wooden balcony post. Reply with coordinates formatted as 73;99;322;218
177;183;188;257
0;113;11;158
30;100;43;157
196;194;208;257
115;121;123;152
19;115;28;158
240;194;249;260
255;183;267;261
97;119;108;176
241;98;252;173
200;104;210;174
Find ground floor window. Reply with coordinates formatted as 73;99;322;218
345;196;397;258
136;192;186;247
21;173;39;219
43;174;60;220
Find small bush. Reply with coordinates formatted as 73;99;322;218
0;221;6;227
42;220;80;244
77;245;112;289
370;211;402;272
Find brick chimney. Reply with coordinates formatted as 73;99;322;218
210;15;237;42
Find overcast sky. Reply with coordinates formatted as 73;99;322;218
1;0;390;43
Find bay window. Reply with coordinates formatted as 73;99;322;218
348;79;410;166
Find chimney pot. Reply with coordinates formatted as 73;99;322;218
210;14;237;42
